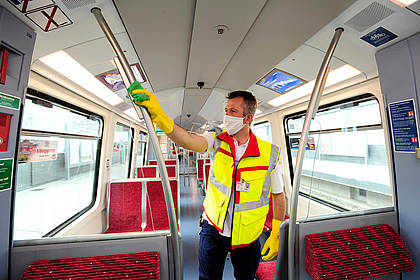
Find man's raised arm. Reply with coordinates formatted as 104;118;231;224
128;82;208;153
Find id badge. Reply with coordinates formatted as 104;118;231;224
236;180;250;192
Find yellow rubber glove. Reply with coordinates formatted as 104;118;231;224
261;219;282;261
128;82;174;134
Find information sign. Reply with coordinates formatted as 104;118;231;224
0;158;13;192
389;99;419;152
0;91;20;110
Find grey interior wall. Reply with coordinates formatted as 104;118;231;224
0;6;36;279
376;32;420;280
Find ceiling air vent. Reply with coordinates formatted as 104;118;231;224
344;2;395;32
60;0;96;10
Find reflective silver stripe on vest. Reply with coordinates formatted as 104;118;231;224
208;174;231;197
235;144;279;213
207;136;232;197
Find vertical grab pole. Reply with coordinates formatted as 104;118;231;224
288;27;343;280
91;8;182;280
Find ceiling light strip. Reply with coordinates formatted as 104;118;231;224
39;50;124;106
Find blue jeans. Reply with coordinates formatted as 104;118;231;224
199;220;261;280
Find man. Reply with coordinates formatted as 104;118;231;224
128;82;285;280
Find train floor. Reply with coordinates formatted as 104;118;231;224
179;173;236;280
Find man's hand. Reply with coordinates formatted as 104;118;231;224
127;81;174;134
261;219;282;261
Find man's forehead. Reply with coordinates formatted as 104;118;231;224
225;97;245;108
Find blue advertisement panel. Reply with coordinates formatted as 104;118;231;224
389;99;419;152
257;69;305;94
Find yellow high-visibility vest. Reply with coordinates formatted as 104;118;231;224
202;131;280;248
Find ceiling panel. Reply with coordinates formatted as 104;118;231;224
305;0;420;79
114;0;195;92
180;88;213;128
185;0;266;89
65;33;138;74
216;0;356;91
157;88;185;120
29;0;126;61
197;88;228;124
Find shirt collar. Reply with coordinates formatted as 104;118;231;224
217;130;260;158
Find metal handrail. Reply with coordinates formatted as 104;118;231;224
287;27;344;280
91;8;182;280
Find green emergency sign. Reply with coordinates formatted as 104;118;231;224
0;92;20;110
0;158;13;191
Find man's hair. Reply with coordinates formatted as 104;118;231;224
226;90;257;116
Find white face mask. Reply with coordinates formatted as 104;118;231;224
223;114;245;135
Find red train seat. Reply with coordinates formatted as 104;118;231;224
204;163;211;189
158;165;177;178
165;159;177;165
149;159;177;165
256;260;276;280
104;181;143;233
22;252;160;280
196;158;204;181
144;180;180;231
137;166;157;178
306;224;414;280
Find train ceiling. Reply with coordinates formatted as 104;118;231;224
1;0;419;131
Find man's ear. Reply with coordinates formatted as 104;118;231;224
244;113;253;124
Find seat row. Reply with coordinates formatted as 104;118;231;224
106;159;180;233
196;158;211;192
137;159;178;179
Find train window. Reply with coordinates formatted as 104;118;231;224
136;131;147;166
14;91;102;240
252;121;272;142
285;95;393;216
110;123;133;179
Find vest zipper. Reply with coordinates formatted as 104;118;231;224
226;154;259;243
227;156;245;240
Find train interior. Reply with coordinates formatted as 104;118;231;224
1;0;420;279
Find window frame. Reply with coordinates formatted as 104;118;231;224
16;88;103;237
111;122;134;179
137;131;147;166
252;120;272;142
283;93;391;211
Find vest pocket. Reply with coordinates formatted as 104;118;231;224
237;210;266;244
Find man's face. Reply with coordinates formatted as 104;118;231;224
225;96;246;117
225;97;253;125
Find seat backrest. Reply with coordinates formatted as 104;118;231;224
204;164;211;188
165;159;177;165
144;179;180;231
149;160;157;165
137;166;158;178
157;165;177;179
205;158;211;164
196;159;204;181
105;181;144;233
